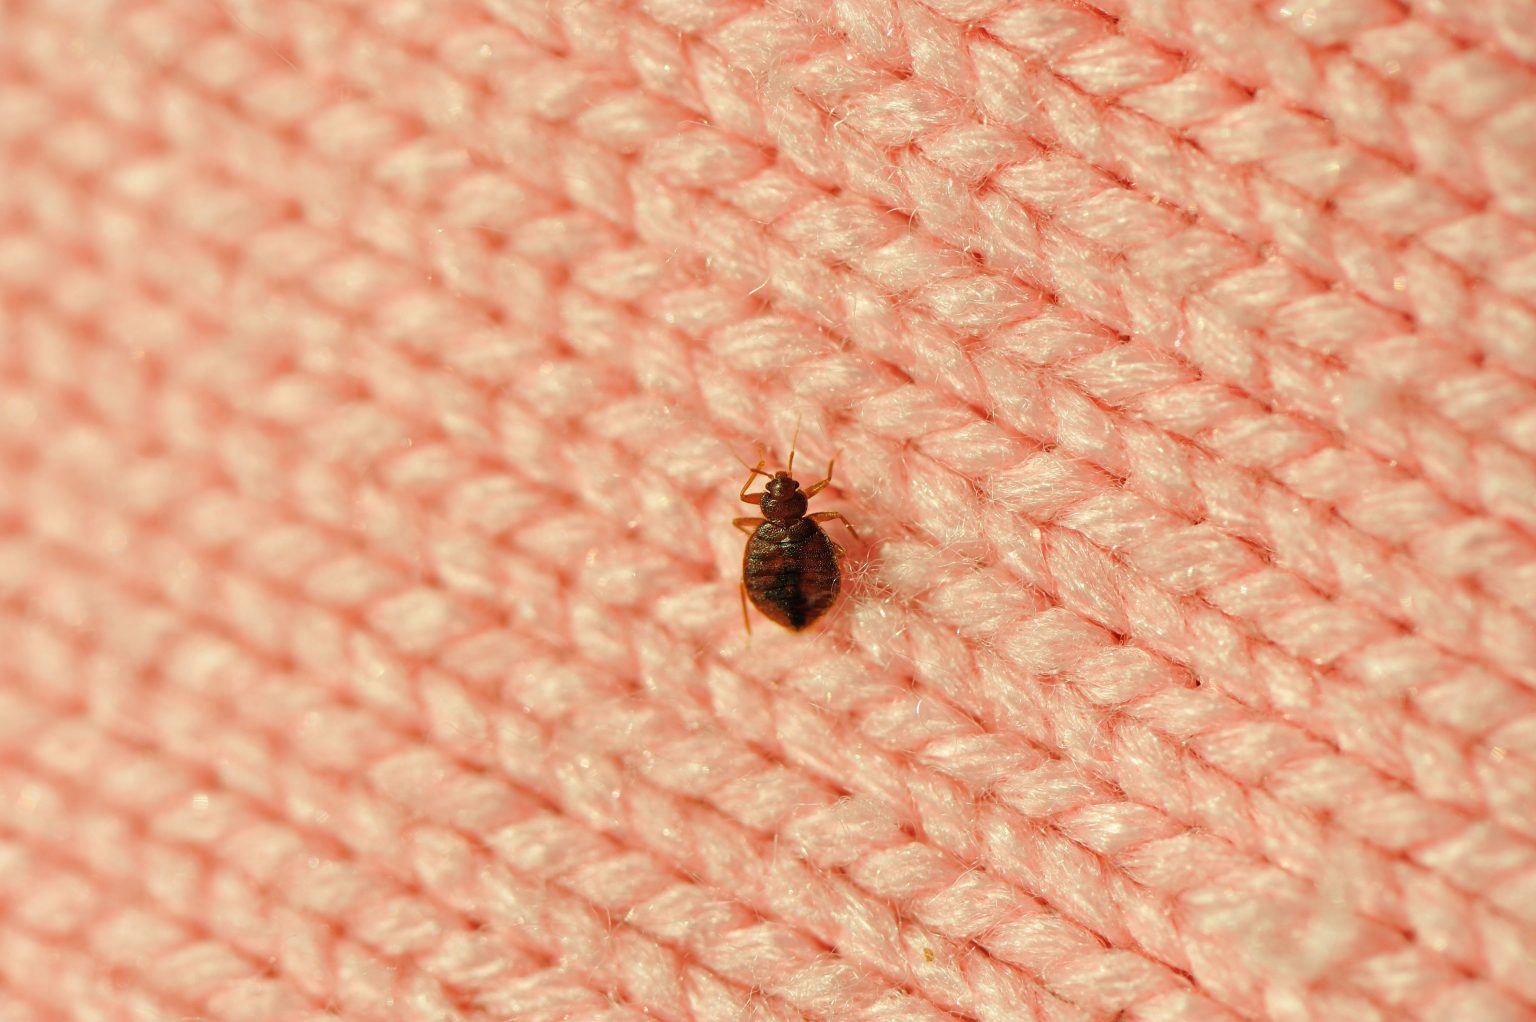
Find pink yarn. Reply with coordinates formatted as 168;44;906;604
2;0;1535;1019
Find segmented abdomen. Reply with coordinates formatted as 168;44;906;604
743;520;841;630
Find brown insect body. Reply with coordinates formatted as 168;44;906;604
733;459;857;633
744;508;841;630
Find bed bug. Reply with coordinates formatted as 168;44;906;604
732;444;857;633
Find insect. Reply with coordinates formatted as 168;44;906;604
733;443;857;633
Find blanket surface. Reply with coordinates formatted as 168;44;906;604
3;1;1536;1019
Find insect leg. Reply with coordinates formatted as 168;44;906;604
732;517;765;535
804;457;837;497
739;582;753;636
739;459;771;504
808;510;858;540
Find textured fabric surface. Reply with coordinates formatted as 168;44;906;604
3;0;1536;1019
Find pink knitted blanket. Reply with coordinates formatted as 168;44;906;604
4;1;1536;1019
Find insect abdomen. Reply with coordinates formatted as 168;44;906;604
743;520;840;630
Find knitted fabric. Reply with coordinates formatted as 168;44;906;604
3;0;1535;1019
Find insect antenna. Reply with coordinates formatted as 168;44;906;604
786;416;802;475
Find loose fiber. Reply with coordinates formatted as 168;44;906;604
2;0;1535;1020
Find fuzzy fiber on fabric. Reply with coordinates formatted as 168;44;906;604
3;1;1536;1020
